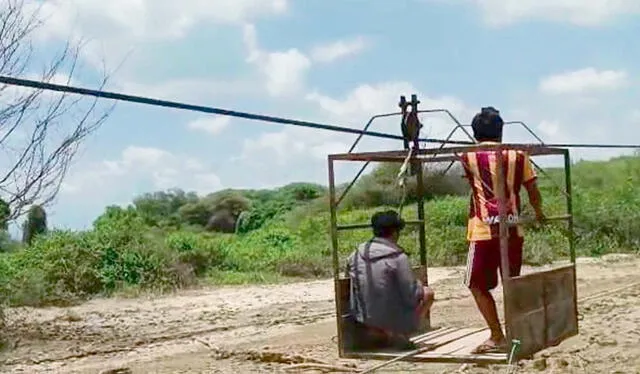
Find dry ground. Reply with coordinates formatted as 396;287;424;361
1;254;639;374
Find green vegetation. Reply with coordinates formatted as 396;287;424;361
0;156;639;308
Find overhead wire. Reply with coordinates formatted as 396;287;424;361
0;75;470;146
1;75;640;150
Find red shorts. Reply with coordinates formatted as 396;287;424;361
464;236;523;291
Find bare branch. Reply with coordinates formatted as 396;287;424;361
0;0;115;220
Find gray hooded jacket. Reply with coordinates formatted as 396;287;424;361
346;237;424;335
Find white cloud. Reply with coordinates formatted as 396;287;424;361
61;146;223;198
242;25;370;97
242;24;311;97
187;116;230;135
539;68;628;95
240;81;474;166
114;78;260;103
471;0;640;26
240;132;306;165
310;36;370;63
537;120;560;138
28;0;289;68
262;49;312;97
31;0;288;41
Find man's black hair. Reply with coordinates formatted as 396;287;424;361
471;106;504;142
371;210;405;238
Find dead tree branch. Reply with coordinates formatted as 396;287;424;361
0;0;114;220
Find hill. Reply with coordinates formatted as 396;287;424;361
0;155;639;308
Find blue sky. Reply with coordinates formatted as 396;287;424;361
7;0;640;230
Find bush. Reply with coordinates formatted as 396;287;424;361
164;231;229;276
1;155;639;307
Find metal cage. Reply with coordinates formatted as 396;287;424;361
328;143;578;365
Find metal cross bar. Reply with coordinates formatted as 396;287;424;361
329;144;568;162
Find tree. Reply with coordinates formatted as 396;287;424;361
0;199;10;231
203;192;250;232
22;204;47;245
133;189;199;227
0;1;113;220
178;201;213;227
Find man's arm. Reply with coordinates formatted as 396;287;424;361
522;155;544;221
394;254;424;309
524;180;544;221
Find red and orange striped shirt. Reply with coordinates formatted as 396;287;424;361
459;142;537;241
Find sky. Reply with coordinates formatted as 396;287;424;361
6;0;640;231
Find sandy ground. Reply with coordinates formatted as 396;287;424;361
1;254;639;374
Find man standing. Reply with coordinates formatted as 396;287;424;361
346;210;434;350
459;107;544;354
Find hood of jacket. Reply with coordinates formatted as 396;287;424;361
356;237;404;262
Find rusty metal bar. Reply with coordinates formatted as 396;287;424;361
459;121;545;144
565;148;579;337
329;144;567;162
504;121;545;144
495;147;514;344
336;219;424;231
416;109;476;141
335;161;371;207
432;124;477;176
440;120;547;178
508;214;572;226
511;264;575;282
563;152;576;264
348;112;404;153
413;103;429;286
327;157;344;355
417;143;567;156
349;108;474;153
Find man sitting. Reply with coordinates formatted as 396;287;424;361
345;210;434;350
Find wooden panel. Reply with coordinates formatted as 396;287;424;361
425;328;485;349
343;351;506;365
337;278;349;315
505;265;578;360
506;272;546;358
412;327;458;343
344;349;506;365
336;278;351;353
545;268;578;346
430;329;487;354
343;327;508;364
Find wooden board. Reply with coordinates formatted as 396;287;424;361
343;327;508;365
505;265;578;359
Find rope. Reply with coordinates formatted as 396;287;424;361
395;146;415;217
578;280;640;304
505;339;521;374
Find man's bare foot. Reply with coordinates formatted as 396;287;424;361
471;338;508;354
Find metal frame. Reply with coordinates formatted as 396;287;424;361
0;73;587;364
328;142;578;364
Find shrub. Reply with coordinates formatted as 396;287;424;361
164;231;229;276
1;155;639;308
22;205;47;245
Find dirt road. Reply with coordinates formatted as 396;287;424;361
1;254;639;374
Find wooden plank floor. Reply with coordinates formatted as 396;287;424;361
344;327;508;365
